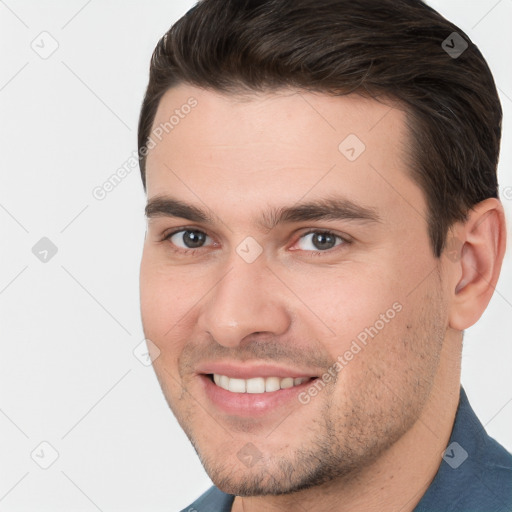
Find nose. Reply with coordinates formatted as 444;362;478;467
197;257;292;348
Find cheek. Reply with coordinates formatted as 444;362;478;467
139;257;195;398
139;251;201;346
281;263;404;349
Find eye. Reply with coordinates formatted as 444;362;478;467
166;229;213;250
295;231;346;252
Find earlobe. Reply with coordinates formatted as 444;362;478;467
448;198;506;331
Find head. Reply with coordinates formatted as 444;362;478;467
138;0;506;498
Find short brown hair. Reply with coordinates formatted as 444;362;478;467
138;0;502;256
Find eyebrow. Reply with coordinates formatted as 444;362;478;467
145;195;381;230
146;196;213;223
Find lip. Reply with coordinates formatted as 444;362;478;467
196;361;319;380
199;374;317;417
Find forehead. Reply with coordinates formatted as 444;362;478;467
144;84;424;227
148;84;406;154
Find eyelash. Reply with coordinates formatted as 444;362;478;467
161;228;350;257
298;231;348;257
161;228;212;257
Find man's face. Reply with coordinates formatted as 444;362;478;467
140;85;451;495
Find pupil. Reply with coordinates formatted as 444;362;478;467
184;230;206;248
313;233;335;250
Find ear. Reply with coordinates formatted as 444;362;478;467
446;198;507;331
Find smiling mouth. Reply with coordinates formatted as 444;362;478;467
207;374;316;393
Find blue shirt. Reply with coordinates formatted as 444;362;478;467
181;388;512;511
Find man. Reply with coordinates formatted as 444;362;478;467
137;0;512;510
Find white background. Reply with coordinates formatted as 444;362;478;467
0;1;511;510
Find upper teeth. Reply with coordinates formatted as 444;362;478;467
213;374;310;393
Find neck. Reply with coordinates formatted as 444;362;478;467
232;332;462;512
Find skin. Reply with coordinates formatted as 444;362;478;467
139;84;506;511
